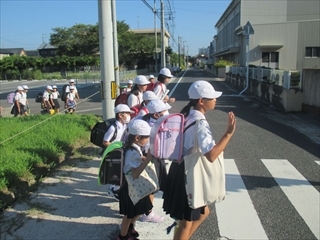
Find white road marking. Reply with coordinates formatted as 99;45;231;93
168;69;188;98
216;159;268;240
262;159;320;239
315;161;320;166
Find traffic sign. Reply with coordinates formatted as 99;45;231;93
244;21;254;35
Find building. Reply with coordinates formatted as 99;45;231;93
213;0;320;70
37;43;57;57
0;48;27;59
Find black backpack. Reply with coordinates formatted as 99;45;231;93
35;92;43;103
61;84;69;101
90;118;117;148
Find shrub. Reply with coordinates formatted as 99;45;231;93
214;59;235;69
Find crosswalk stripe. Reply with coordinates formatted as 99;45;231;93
262;159;320;239
315;160;320;166
216;159;268;240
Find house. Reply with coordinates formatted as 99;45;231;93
0;48;27;59
213;0;320;71
213;0;320;113
37;43;57;57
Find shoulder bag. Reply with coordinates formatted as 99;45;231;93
184;121;226;209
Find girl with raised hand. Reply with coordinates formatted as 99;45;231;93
163;80;236;240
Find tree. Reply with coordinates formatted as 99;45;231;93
50;24;99;56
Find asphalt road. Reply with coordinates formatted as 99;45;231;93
0;69;319;239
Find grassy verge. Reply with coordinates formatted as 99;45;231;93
0;114;101;210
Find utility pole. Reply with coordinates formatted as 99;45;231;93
98;0;115;120
178;36;181;68
160;0;166;68
111;0;119;95
154;0;158;73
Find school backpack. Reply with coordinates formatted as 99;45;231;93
61;84;69;101
149;113;185;162
130;104;148;119
7;92;15;104
35;92;43;103
114;92;130;107
98;141;135;186
90;118;117;148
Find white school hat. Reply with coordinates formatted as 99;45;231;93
188;80;222;99
159;67;173;78
135;75;150;85
128;80;133;84
22;85;29;90
128;119;151;136
143;91;158;101
114;104;134;114
146;99;171;114
17;86;24;91
69;86;75;90
52;85;58;89
47;85;53;90
149;75;155;79
69;79;75;83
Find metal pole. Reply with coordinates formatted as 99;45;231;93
111;0;120;95
154;0;158;73
98;0;115;120
239;31;249;95
160;0;166;68
178;36;181;68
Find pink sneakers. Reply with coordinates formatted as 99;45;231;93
139;211;164;223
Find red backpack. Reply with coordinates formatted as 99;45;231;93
114;92;130;107
130;104;148;118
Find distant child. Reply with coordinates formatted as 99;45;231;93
117;119;153;240
42;85;53;113
127;80;133;92
154;68;175;103
51;85;61;113
127;75;151;108
12;86;27;117
162;80;236;240
146;75;156;91
66;86;77;114
22;85;30;115
136;91;158;117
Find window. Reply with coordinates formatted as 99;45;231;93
262;52;279;62
305;47;320;58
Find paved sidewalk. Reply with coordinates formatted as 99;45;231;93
0;154;174;240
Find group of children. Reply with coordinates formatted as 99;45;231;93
42;79;80;114
10;85;30;117
102;68;237;240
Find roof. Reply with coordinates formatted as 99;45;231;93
37;43;57;50
131;28;171;38
259;45;284;50
0;48;25;55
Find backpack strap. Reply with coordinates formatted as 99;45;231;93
109;122;118;142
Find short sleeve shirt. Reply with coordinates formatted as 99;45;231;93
42;91;50;101
103;120;127;142
67;92;76;101
14;92;22;103
123;143;143;174
20;92;27;105
65;85;78;93
154;82;167;99
51;91;59;99
183;110;215;156
127;92;143;107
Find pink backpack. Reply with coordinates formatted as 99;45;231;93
7;92;15;104
150;113;185;162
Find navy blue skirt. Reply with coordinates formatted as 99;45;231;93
118;179;153;219
162;161;205;221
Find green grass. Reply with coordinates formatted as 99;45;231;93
0;114;100;193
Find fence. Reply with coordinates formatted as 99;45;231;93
228;66;302;89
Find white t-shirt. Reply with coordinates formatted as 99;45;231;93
123;143;143;174
51;91;59;99
103;120;127;142
42;91;50;102
183;110;215;156
154;82;167;99
67;92;76;101
14;92;22;104
65;85;78;93
20;92;27;105
127;92;143;107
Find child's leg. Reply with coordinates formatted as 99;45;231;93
119;215;131;237
189;206;210;238
174;219;193;240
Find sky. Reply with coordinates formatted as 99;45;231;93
0;0;232;56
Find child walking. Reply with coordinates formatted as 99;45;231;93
162;80;236;240
117;119;154;240
51;85;61;113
